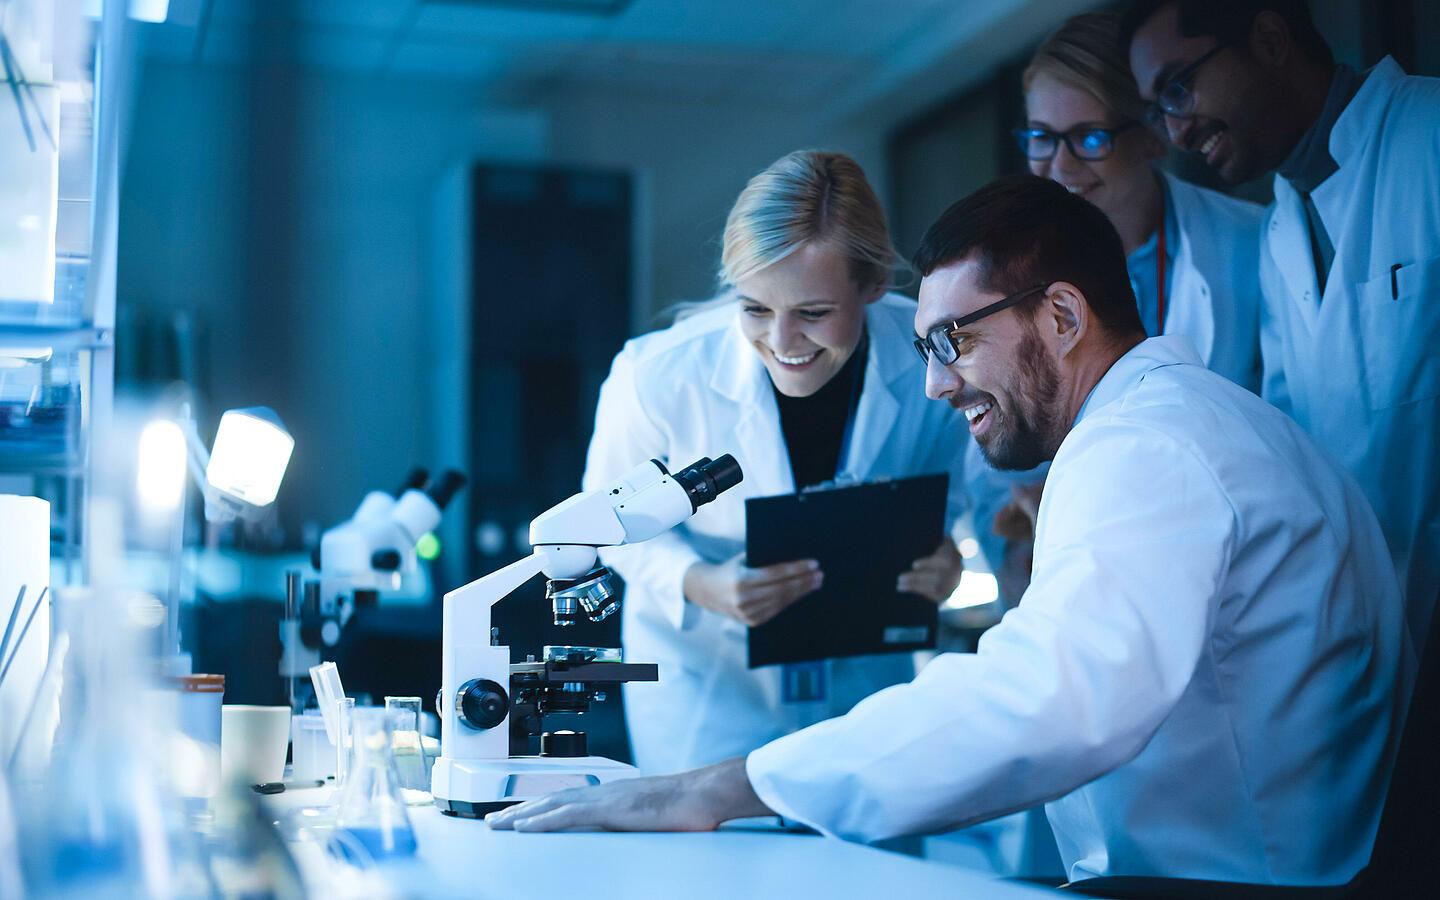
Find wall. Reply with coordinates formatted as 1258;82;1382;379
542;87;889;325
119;59;892;545
119;62;548;538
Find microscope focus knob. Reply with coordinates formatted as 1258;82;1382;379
456;678;509;730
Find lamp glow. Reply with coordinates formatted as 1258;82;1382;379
137;419;187;511
205;408;294;508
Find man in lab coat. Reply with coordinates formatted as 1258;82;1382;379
1125;0;1440;650
489;176;1412;887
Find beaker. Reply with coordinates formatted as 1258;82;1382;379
330;708;417;861
384;696;431;804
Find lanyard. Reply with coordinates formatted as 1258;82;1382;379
1155;196;1167;336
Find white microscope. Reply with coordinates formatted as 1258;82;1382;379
280;468;467;711
431;454;742;817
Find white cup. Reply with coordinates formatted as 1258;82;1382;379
221;705;291;785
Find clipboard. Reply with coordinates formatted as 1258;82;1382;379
744;473;946;669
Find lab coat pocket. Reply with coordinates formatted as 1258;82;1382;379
1359;254;1440;410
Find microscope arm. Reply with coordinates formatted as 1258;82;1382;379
443;552;547;654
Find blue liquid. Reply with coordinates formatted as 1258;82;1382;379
332;824;418;861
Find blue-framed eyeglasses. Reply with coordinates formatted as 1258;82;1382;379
1013;123;1139;161
913;285;1048;366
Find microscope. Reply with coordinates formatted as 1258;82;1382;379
431;454;742;817
280;468;467;711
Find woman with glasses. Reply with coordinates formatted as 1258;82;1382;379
582;150;969;776
1019;11;1263;383
970;11;1269;608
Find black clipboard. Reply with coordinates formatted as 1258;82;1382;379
744;473;946;669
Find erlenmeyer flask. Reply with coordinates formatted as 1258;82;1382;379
330;708;417;861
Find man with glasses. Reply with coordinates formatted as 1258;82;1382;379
1125;0;1440;648
488;176;1408;889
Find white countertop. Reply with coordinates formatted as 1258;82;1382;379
275;786;1057;899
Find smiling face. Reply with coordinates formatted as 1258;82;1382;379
736;241;880;398
1128;3;1289;184
917;258;1062;471
1025;71;1165;223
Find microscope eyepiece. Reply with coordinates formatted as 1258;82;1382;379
672;454;743;511
428;470;468;511
398;468;430;495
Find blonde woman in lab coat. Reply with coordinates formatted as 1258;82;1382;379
974;11;1267;601
583;150;968;775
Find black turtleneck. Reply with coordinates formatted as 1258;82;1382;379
772;333;868;491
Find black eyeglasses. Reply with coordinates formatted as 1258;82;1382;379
1013;122;1139;161
1143;44;1225;124
913;285;1048;366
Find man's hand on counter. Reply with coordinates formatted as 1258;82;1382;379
484;757;774;833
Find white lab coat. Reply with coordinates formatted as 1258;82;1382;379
583;294;969;775
1160;170;1265;392
1259;57;1440;643
749;337;1412;885
968;172;1265;586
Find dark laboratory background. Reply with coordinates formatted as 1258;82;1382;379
109;0;1436;762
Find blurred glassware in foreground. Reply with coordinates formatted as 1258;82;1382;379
331;708;417;862
385;696;433;805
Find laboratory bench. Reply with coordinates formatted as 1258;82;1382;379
272;785;1061;898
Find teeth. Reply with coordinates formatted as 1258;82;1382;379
1199;133;1221;155
1064;185;1090;194
963;400;994;423
774;350;819;365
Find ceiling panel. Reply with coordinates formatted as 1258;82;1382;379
600;0;825;51
143;0;1091;124
550;43;865;105
767;0;951;58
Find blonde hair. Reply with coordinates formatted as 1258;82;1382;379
1022;12;1149;126
718;150;903;290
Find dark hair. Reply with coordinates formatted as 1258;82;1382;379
913;175;1144;339
1120;0;1333;66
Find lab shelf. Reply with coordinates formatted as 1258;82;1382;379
0;323;112;350
1;0;136;587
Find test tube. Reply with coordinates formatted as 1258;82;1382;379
334;697;356;788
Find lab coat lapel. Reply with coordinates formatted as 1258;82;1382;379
1265;178;1323;334
710;318;794;497
1161;175;1216;364
841;305;905;482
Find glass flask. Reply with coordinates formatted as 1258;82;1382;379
330;708;417;862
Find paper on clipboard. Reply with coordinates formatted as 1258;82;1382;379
744;473;946;668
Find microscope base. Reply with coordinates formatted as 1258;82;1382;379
431;754;640;818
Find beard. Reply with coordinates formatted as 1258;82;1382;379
975;321;1061;471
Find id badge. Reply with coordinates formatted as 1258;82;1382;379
781;661;827;704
